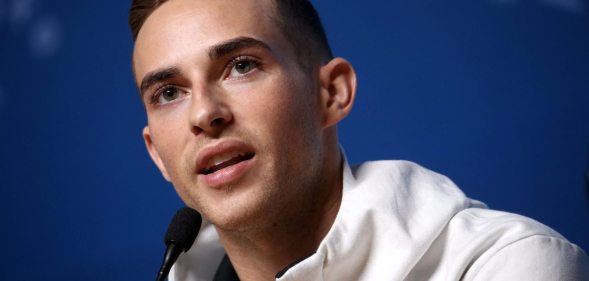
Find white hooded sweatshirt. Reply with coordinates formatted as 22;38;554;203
171;160;589;281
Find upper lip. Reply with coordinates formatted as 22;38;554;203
195;139;256;175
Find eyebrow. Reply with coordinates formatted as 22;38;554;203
208;36;272;60
139;66;181;98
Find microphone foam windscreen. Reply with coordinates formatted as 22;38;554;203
164;207;202;252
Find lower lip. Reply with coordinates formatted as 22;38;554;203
199;156;255;188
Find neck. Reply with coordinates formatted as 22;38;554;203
216;150;343;281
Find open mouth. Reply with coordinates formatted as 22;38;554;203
199;152;255;175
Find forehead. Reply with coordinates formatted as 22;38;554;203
133;0;286;80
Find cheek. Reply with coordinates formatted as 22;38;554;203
147;110;190;174
246;81;320;154
149;116;197;204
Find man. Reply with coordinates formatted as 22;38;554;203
128;0;589;280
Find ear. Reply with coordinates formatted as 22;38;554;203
318;57;357;128
143;126;171;182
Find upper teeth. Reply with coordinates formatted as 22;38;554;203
205;152;246;170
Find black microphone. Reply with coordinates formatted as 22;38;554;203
156;207;202;281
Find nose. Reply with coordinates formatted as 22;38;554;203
189;87;232;136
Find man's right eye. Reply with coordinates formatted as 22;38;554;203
152;86;184;105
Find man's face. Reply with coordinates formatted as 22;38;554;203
133;0;328;230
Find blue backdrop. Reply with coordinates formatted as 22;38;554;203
1;0;588;279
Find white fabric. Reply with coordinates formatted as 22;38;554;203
171;159;589;280
171;219;224;281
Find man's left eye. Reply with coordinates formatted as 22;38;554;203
228;58;259;78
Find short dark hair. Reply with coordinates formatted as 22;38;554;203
128;0;333;69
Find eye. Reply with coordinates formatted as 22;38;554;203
151;86;185;105
227;56;260;79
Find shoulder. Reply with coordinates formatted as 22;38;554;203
448;208;589;280
350;160;475;195
346;160;485;211
348;160;466;196
470;234;589;280
350;159;442;179
342;159;589;279
406;208;589;280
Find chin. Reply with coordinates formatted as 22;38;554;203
197;189;273;232
207;209;266;234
